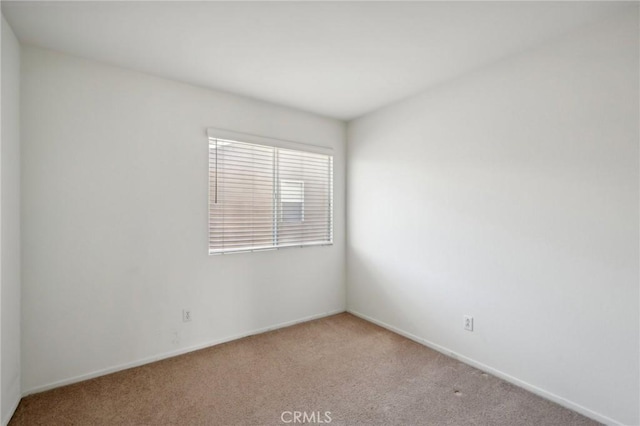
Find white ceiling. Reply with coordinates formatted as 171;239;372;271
2;1;631;120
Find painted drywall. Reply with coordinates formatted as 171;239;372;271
1;14;21;426
347;10;639;425
20;46;346;393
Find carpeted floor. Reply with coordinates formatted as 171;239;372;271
10;313;598;425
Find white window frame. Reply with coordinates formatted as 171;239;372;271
207;128;333;255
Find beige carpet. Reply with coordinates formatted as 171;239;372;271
10;313;598;425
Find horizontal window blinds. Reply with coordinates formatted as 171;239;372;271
209;136;333;254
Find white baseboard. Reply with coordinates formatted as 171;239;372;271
347;309;621;426
18;308;621;425
23;308;345;397
2;394;21;426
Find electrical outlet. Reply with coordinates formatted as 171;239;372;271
463;315;473;331
183;309;192;322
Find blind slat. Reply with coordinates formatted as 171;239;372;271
209;136;333;255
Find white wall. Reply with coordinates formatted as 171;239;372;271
347;10;639;425
1;14;21;426
20;47;346;393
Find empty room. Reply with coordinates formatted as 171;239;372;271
1;1;638;425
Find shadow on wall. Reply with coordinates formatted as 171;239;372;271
347;247;442;337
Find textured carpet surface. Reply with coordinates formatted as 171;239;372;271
10;313;598;425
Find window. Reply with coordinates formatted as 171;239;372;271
208;129;333;254
280;180;304;223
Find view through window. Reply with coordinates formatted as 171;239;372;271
209;134;333;254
